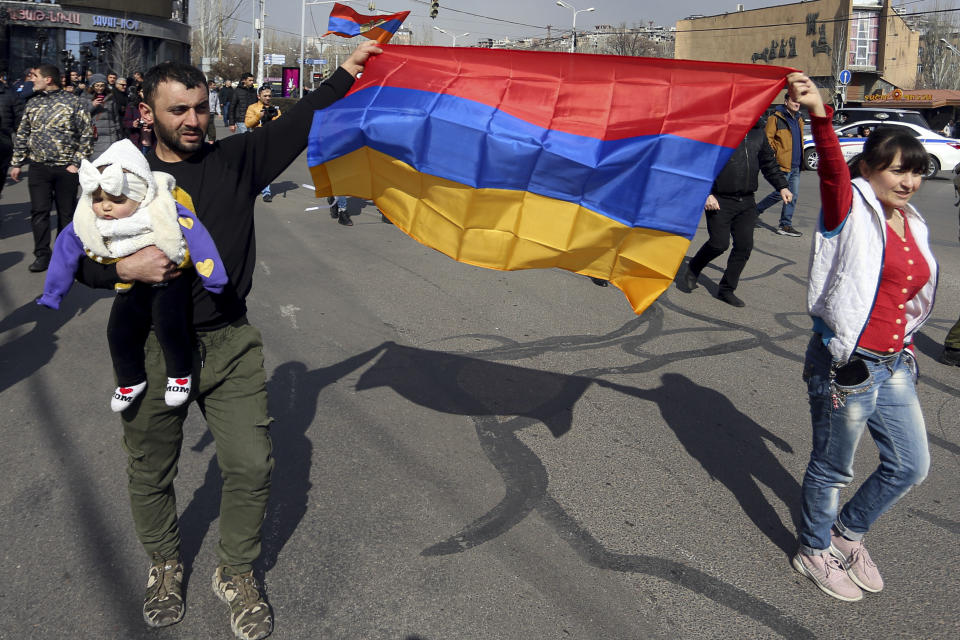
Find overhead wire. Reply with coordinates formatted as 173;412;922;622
405;0;548;30
215;2;960;44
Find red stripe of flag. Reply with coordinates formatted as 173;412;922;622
351;46;791;147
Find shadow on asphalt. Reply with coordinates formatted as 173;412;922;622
353;342;812;638
0;282;145;633
0;283;110;394
912;328;946;361
349;344;799;557
177;348;384;580
0;200;31;240
323;195;371;219
174;340;814;638
602;374;802;555
0;249;22;273
355;341;587;439
265;179;300;199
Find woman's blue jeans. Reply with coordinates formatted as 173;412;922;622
797;335;930;554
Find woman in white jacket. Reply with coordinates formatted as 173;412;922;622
788;72;937;603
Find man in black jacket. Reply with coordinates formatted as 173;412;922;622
677;118;792;307
219;79;235;125
74;41;382;640
228;73;257;132
0;72;23;200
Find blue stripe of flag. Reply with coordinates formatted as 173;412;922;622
309;86;733;238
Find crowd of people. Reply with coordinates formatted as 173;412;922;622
0;64;358;275
0;45;957;640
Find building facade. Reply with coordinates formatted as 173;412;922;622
0;0;190;80
675;0;920;105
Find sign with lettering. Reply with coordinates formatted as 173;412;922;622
865;90;933;102
2;8;81;24
811;23;830;55
751;36;797;63
92;15;142;31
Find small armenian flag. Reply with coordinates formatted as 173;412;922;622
324;3;410;44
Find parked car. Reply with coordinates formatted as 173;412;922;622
832;107;931;130
802;120;960;178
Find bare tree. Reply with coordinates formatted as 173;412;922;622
830;14;849;105
600;23;665;57
653;38;675;59
190;0;238;66
110;33;143;78
209;42;251;81
916;2;960;89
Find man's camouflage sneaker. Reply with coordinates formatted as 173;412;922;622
212;566;274;640
142;554;185;627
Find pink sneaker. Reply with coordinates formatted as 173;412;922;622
792;551;863;602
830;534;884;593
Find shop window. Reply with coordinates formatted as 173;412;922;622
64;30;100;74
7;27;64;78
848;10;879;69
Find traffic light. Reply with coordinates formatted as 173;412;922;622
430;1;439;19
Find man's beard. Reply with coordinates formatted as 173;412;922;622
154;117;205;154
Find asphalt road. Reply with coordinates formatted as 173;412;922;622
1;145;958;640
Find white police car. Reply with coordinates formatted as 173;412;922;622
832;107;930;129
802;120;960;179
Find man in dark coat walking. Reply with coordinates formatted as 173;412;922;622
0;72;24;200
677;118;792;307
219;80;235;126
228;73;257;132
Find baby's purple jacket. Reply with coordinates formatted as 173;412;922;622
38;202;228;309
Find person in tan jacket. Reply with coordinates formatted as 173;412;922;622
244;86;281;201
756;94;804;237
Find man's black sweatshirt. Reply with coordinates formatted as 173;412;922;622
711;125;788;199
77;68;355;330
229;85;258;126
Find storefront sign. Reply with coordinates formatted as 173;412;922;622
1;3;189;45
92;15;142;31
2;8;82;25
864;90;933;102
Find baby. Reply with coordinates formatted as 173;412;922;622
39;139;228;412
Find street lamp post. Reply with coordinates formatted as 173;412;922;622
555;0;594;54
433;26;469;47
256;0;266;86
941;38;960;58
